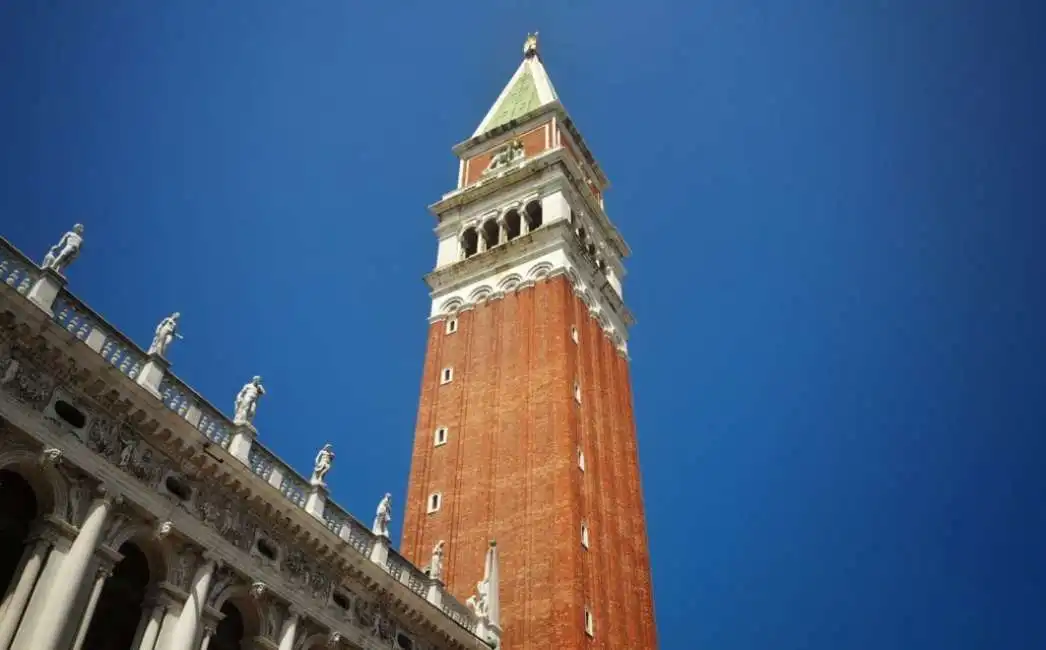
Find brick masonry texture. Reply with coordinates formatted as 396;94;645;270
402;275;657;649
464;124;550;186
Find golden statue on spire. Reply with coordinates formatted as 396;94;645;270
523;32;539;58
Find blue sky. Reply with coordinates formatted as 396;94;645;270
2;2;1045;648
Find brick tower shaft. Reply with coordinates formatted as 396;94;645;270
401;34;657;649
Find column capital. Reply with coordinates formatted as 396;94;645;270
286;603;306;619
94;562;114;581
201;550;224;569
94;483;124;507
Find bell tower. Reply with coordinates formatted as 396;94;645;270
401;35;657;649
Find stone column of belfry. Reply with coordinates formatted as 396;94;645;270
0;535;52;650
28;488;121;650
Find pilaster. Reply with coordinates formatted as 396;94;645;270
135;352;169;399
228;423;256;464
26;268;65;316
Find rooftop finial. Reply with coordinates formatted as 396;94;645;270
523;32;539;58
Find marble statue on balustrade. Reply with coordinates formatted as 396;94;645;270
430;540;445;582
372;493;392;539
310;443;335;487
233;375;266;426
41;223;85;274
147;312;182;357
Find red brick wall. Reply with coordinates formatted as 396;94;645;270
402;275;657;649
463;124;550;186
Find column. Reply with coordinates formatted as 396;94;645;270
150;600;181;650
0;537;51;650
70;563;113;650
497;217;508;244
131;598;165;650
165;554;218;650
27;490;119;650
198;623;216;650
277;608;300;650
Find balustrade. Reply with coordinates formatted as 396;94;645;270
0;236;495;646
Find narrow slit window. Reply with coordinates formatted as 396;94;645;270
441;367;454;384
585;607;595;637
577;446;586;472
581;521;590;548
570;325;579;344
427;492;442;514
574;380;582;404
446;318;458;334
434;427;448;447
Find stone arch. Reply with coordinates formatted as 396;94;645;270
81;540;152;650
0;446;68;521
524;199;543;230
440;298;464;315
498;274;522;292
527;262;554;280
210;583;265;642
0;468;39;603
106;521;172;585
468;286;493;303
460;227;479;259
566;268;581;287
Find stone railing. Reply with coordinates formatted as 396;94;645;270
0;242;39;295
0;236;493;643
442;593;479;635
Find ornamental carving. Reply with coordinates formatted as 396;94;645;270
86;418;171;488
0;315;456;650
206;565;237;607
193;484;256;552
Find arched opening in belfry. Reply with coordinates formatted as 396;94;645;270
504;209;522;241
481;219;500;249
81;541;151;650
461;228;479;259
211;602;246;650
0;469;38;600
524;200;543;230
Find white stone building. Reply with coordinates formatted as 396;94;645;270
0;235;500;650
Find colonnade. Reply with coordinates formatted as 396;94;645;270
0;467;311;650
460;200;544;259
